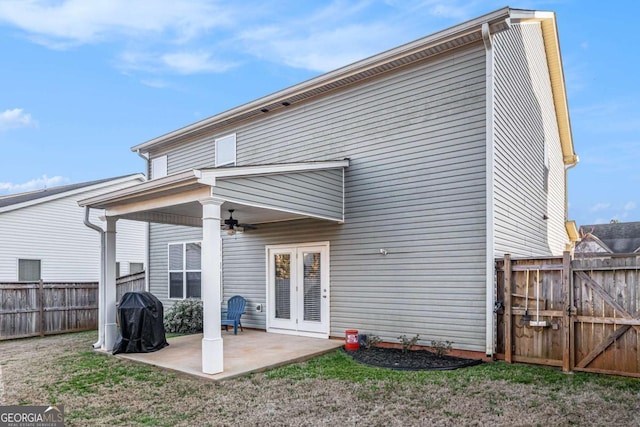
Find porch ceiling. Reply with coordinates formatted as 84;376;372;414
78;160;349;227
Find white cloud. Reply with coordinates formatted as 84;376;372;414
0;175;69;194
161;51;238;74
590;202;611;212
140;79;170;89
624;201;637;211
0;108;37;131
0;0;229;47
118;50;238;75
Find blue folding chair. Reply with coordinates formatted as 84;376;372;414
221;295;246;335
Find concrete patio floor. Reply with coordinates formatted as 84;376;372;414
115;329;343;381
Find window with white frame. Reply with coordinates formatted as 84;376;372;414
151;155;168;179
215;134;236;167
18;259;41;282
168;242;201;299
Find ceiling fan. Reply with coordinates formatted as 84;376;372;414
222;209;257;235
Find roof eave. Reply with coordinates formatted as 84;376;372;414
510;10;577;166
131;7;514;154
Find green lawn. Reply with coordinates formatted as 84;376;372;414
1;331;639;426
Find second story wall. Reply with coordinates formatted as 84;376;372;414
493;22;568;257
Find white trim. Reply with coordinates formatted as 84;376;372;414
483;22;496;357
198;160;350;186
1;174;145;214
265;241;331;339
167;240;202;300
78;170;199;207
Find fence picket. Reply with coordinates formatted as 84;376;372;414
0;271;145;340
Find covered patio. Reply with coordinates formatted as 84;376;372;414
116;329;343;381
78;160;349;375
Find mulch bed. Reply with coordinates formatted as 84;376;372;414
344;346;483;371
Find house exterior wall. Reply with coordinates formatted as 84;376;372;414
492;23;568;257
213;169;344;221
148;42;489;351
0;184;146;282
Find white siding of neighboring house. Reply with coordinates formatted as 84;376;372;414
147;42;489;351
493;23;569;257
0;183;146;282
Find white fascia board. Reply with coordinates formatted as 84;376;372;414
78;170;198;207
0;174;145;214
197;160;350;186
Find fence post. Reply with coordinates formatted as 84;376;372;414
38;280;45;337
504;254;512;363
562;251;571;372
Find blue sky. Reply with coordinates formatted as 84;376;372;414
0;0;638;227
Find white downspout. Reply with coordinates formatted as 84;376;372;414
482;22;496;357
136;149;151;291
84;207;105;349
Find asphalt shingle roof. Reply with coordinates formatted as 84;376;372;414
0;175;141;209
579;222;640;254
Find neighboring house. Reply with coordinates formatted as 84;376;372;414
80;7;579;374
575;222;640;254
0;175;147;282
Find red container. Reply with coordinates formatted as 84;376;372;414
345;329;359;351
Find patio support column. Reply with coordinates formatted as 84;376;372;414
103;216;118;351
200;197;224;374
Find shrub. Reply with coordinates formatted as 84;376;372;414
397;334;420;353
163;299;203;334
364;335;381;350
431;340;453;358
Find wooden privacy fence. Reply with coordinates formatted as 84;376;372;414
0;272;146;341
116;271;145;302
496;253;640;377
0;282;98;340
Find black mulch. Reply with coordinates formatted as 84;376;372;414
343;346;483;371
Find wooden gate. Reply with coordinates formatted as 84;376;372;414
496;253;640;377
572;257;640;376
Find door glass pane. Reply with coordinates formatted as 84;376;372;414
185;242;201;270
169;272;183;298
303;252;321;322
186;272;201;298
274;254;291;320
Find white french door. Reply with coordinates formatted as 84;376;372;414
266;242;330;338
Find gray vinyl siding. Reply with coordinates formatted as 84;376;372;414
214;169;344;221
147;42;488;351
493;23;568;257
